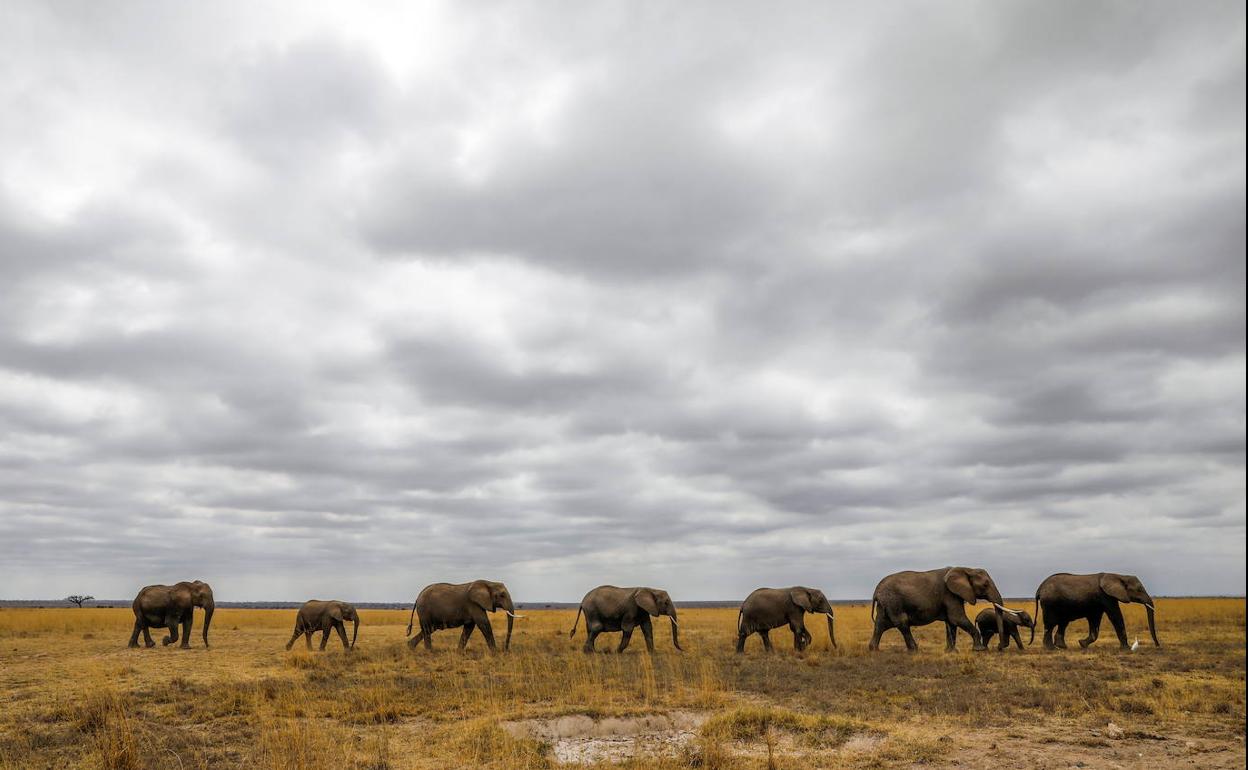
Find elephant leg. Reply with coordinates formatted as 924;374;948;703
1013;628;1024;650
640;619;656;653
948;608;983;651
760;629;774;652
162;615;180;646
1043;619;1056;649
319;628;332;651
1055;622;1069;649
422;624;434;651
583;628;600;654
735;629;749;654
868;615;889;652
790;620;806;651
128;618;143;648
1078;613;1102;649
944;622;957;652
457;623;476;651
141;624;156;647
180;613;193;649
1105;604;1129;649
333;621;350;650
478;620;498;653
617;625;635;653
899;622;919;652
285;622;303;651
304;629;314;650
407;631;425;649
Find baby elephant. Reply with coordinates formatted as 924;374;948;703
286;600;359;651
975;607;1034;650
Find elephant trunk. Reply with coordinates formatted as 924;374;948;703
1144;601;1159;647
503;597;515;652
201;601;214;648
988;585;1005;643
350;615;359;649
825;612;837;649
669;611;682;651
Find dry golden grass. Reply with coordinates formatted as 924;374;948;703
0;599;1243;768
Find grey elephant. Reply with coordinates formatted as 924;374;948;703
869;567;1019;652
1035;572;1158;650
569;586;681;654
405;580;522;653
285;600;359;651
975;607;1035;650
128;580;215;649
736;587;837;653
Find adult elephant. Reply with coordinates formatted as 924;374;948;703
569;586;681;654
405;580;522;653
1035;572;1159;650
128;580;215;649
285;600;360;651
736;587;838;653
869;567;1017;652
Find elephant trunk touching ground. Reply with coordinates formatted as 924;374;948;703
668;609;681;651
826;612;837;649
502;594;516;651
351;612;360;649
1144;599;1159;647
201;599;214;648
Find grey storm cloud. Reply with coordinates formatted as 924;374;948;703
0;1;1243;603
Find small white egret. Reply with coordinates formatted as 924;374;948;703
1131;638;1140;651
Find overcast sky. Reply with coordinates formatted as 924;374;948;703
1;2;1243;603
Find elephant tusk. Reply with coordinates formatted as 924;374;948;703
992;603;1022;617
504;611;527;619
1143;603;1155;611
669;617;679;627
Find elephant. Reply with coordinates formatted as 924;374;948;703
975;607;1035;650
569;586;682;654
1035;572;1159;650
128;580;214;649
405;580;522;653
736;587;838;653
285;600;359;651
869;567;1019;652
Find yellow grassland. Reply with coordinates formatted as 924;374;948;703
0;599;1243;768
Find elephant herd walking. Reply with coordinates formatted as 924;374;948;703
126;569;1160;654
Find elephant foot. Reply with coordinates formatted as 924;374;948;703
972;645;987;652
145;640;156;648
128;641;139;649
1078;639;1092;649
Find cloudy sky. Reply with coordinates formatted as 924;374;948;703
1;2;1243;603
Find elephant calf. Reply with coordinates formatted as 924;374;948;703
286;600;359;651
975;608;1034;650
737;587;837;653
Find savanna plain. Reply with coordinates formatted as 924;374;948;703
0;599;1243;769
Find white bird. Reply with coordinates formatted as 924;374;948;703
1131;638;1140;651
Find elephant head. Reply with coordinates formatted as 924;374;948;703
1013;609;1037;645
331;602;360;649
469;580;520;651
186;580;214;648
1100;573;1159;646
789;587;837;649
634;588;681;651
946;567;1009;643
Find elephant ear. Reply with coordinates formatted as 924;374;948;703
789;588;813;612
945;569;977;605
469;582;494;613
634;589;660;616
1099;574;1131;602
328;604;345;622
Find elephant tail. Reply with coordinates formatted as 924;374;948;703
569;606;583;638
405;598;418;637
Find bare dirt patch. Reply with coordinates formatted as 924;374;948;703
502;711;708;764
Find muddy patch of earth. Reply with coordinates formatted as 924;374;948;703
501;711;708;764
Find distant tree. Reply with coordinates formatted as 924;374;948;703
66;595;94;608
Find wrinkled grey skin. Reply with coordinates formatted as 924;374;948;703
869;567;1009;652
128;580;215;649
1035;573;1159;650
285;600;359;651
736;587;837;653
406;580;518;653
975;608;1035;650
569;586;681;654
